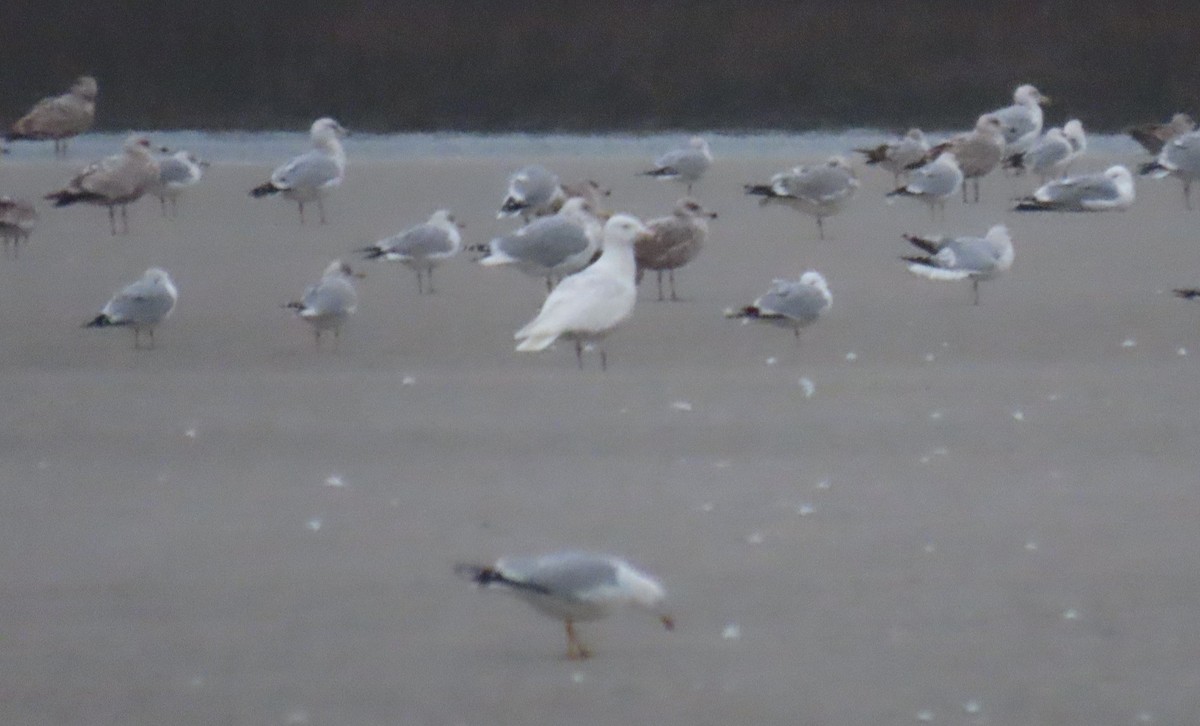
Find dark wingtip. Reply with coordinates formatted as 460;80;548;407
743;184;773;197
1138;161;1163;176
1173;288;1200;300
358;246;384;260
1012;199;1047;212
725;305;758;320
453;563;496;586
249;182;278;198
83;314;111;328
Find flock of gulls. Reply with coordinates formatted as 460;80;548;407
4;76;1200;658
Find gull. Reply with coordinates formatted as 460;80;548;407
744;156;859;239
1008;127;1072;182
84;268;178;349
1062;119;1088;172
359;209;463;294
1127;113;1195;156
284;259;362;347
476;196;603;291
902;224;1014;305
0;196;37;257
44;134;160;235
150;150;207;216
1139;130;1200;209
514;214;651;370
725;271;832;340
855;128;929;184
1014;165;1135;212
641;136;712;194
635;198;717;301
990;84;1050;160
250;117;347;225
5;76;97;156
455;551;674;660
923;114;1005;203
498;164;566;221
887;151;963;220
562;179;613;216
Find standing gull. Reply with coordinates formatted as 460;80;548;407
725;271;832;340
1014;165;1135;212
855;128;930;184
1139;130;1200;209
514;214;651;370
359;209;463;294
498;164;566;221
902;224;1014;305
744;156;859;239
887;151;963;220
990;84;1050;161
84;268;178;349
925;114;1005;203
641;136;712;194
284;259;362;347
476;197;603;291
636;197;718;301
5;76;97;156
250;117;347;225
0;196;37;257
1009;127;1073;182
456;551;674;660
1127;113;1195;156
150;150;207;216
44;134;160;235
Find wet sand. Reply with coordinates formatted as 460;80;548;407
1;148;1199;725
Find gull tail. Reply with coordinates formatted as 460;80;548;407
886;186;916;198
1173;288;1200;300
1004;152;1026;170
854;145;888;165
83;314;120;328
743;183;776;198
904;260;971;281
514;331;559;351
357;245;386;260
498;197;527;217
283;301;307;312
641;167;676;178
249;182;280;198
453;563;552;594
725;305;771;321
902;234;940;255
1138;160;1168;177
1013;198;1053;212
45;190;105;207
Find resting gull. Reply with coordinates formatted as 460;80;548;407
456;551;674;660
1014;165;1135;212
855;128;930;184
641;136;712;194
476;196;603;291
0;196;37;257
744;156;859;239
725;270;832;340
887;151;963;220
924;114;1005;203
84;268;178;349
990;84;1050;160
902;224;1014;305
44;134;160;235
1127;113;1195;156
284;259;362;347
150;150;207;217
1140;130;1200;209
250;117;347;225
636;197;718;301
5;76;97;156
359;209;463;294
498;164;566;221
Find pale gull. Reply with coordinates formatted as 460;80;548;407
44;134;160;235
476;196;603;291
886;151;963;220
1062;119;1087;173
498;164;566;221
1014;165;1135;212
0;196;37;257
725;270;832;340
855;128;929;184
641;136;712;194
635;197;718;301
990;84;1050;160
744;156;859;239
902;224;1014;305
1009;127;1073;183
1127;113;1195;156
359;209;463;294
455;551;674;660
6;76;97;156
150;150;207;217
284;259;362;347
1139;129;1200;209
514;214;651;370
562;178;612;212
250;117;347;225
924;114;1005;203
84;267;178;349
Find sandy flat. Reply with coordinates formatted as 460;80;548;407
1;148;1198;725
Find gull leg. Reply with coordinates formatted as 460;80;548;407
297;201;306;225
313;329;321;350
132;328;141;350
545;276;554;293
656;270;665;301
159;195;168;217
973;178;981;204
108;206;118;236
427;267;436;294
147;328;155;350
599;347;608;371
972;279;980;306
317;198;327;225
416;270;424;295
575;340;584;369
565;620;591;660
817;216;825;240
121;205;130;234
669;270;679;301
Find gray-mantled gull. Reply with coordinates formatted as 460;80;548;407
855;128;929;184
1009;127;1072;182
476;196;603;291
250;117;346;225
641;136;712;194
5;76;97;156
1140;130;1200;209
84;267;177;349
924;114;1005;203
44;134;160;235
887;151;963;220
635;197;717;301
725;270;832;340
1014;165;1135;212
514;214;651;370
455;551;674;660
1127;113;1195;156
0;196;37;257
1062;119;1087;172
284;259;362;347
359;209;463;294
744;156;858;239
991;84;1050;160
902;224;1014;305
498;164;566;221
150;150;207;217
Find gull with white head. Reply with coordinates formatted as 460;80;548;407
887;151;963;221
902;224;1014;305
250;117;347;224
641;136;712;194
360;210;463;294
991;84;1050;160
744;156;859;239
150;150;207;217
84;268;178;349
1014;165;1135;212
284;259;362;348
726;271;832;341
1140;130;1200;209
498;164;566;221
1127;113;1195;156
855;128;929;184
476;196;604;292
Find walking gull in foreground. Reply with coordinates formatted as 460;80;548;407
360;209;462;294
5;76;97;156
887;151;963;220
514;214;651;370
0;196;37;257
1140;130;1200;209
498;164;566;221
641;136;712;194
744;156;859;239
855;128;929;184
924;114;1005;203
250;117;347;225
476;196;603;291
455;551;674;660
1127;113;1195;156
725;270;832;340
990;84;1050;161
1014;165;1135;212
150;150;207;216
84;268;178;349
636;197;718;301
902;224;1014;305
44;134;160;235
284;259;362;347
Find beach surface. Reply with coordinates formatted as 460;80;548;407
1;143;1198;725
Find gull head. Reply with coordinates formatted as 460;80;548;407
72;76;99;101
977;114;1005;133
905;128;926;142
124;134;154;152
676;197;718;220
1170;113;1196;133
1105;165;1135;195
603;214;652;248
799;270;832;303
323;258;365;280
1014;84;1050;106
311;117;348;140
617;564;674;630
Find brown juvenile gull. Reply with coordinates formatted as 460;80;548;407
44;134;160;235
902;224;1014;305
922;114;1005;203
284;259;363;348
359;209;463;294
250;117;347;225
640;136;713;194
455;551;674;660
635;197;718;301
855;128;929;184
1127;113;1195;156
6;76;97;156
84;268;178;349
725;270;832;340
744;156;859;240
0;196;37;257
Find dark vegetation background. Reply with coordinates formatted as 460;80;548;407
1;0;1196;132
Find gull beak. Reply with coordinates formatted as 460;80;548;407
635;231;655;246
1040;94;1052;106
353;271;367;279
660;614;675;631
708;210;719;219
198;159;212;168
